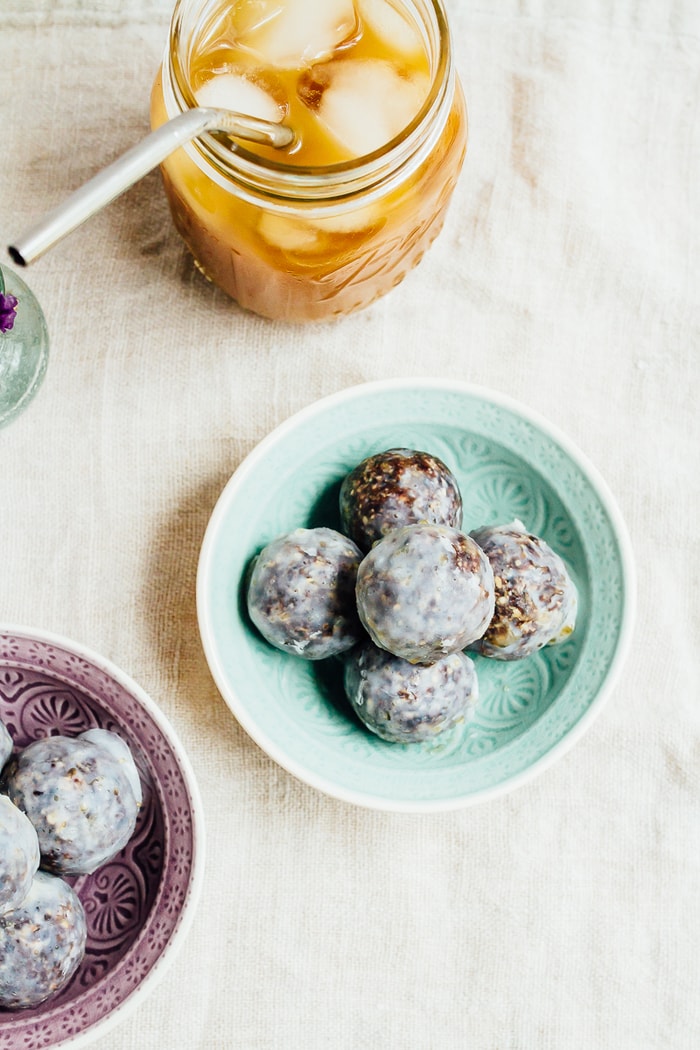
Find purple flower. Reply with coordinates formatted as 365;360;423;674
0;291;18;334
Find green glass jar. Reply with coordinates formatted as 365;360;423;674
0;264;49;428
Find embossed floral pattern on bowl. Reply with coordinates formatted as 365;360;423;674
0;627;204;1049
197;380;636;811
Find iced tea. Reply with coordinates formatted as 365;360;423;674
152;0;467;321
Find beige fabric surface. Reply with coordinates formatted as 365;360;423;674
1;1;699;1047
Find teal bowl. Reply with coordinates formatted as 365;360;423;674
197;380;635;811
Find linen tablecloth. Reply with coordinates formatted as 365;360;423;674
1;1;699;1046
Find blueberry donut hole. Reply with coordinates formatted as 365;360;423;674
0;870;87;1009
339;448;463;552
0;796;40;917
247;527;364;660
1;731;141;876
355;523;495;664
344;642;478;744
469;520;578;660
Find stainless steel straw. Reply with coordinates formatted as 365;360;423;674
8;108;294;266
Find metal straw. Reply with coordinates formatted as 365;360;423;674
8;108;294;266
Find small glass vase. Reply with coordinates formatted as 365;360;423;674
0;262;49;429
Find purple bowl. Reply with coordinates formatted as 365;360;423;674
0;627;204;1049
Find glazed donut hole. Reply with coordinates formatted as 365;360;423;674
469;520;578;661
1;731;142;877
354;523;495;664
246;527;364;660
339;448;463;552
0;871;87;1009
344;642;479;744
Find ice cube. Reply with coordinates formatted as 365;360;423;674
260;203;383;247
312;202;383;233
196;72;286;123
236;0;358;68
259;213;321;252
313;60;429;158
230;0;285;37
356;0;424;58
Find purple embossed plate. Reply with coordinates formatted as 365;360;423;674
0;626;205;1049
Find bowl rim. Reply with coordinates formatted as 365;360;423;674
197;377;637;812
0;623;206;1049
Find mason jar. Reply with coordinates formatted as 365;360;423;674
151;0;467;323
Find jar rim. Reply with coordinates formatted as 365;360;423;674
165;0;454;195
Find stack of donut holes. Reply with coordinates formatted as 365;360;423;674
247;448;577;745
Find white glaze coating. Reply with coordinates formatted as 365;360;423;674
0;795;40;917
81;728;143;806
0;718;11;771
